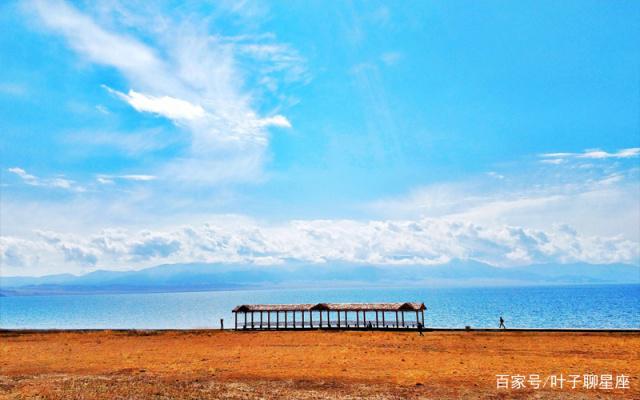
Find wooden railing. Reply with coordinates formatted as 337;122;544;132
238;320;421;330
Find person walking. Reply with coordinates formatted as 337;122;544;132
499;316;506;329
417;321;424;336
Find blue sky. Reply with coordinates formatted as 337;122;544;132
1;0;639;276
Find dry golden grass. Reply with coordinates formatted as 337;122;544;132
0;330;638;399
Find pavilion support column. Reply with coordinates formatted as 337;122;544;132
337;310;341;328
276;311;280;330
244;312;247;329
293;311;296;329
382;311;386;327
285;311;288;329
302;311;305;328
415;311;419;327
319;310;323;328
356;311;360;328
234;312;237;330
310;311;313;328
267;311;271;329
401;311;405;327
363;311;367;326
395;311;399;328
376;311;379;328
422;310;425;325
260;311;263;329
327;310;331;328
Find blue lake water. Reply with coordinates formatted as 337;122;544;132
1;284;638;329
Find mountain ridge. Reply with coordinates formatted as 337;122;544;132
1;260;638;296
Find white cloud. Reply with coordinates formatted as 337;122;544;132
7;167;83;192
540;147;640;161
257;115;292;128
96;176;114;185
119;174;156;181
2;217;637;276
27;0;162;81
103;86;206;121
369;168;640;243
578;148;640;159
26;0;305;184
540;158;565;165
95;174;157;184
8;167;38;184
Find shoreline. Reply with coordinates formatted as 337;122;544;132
2;327;639;333
2;281;639;297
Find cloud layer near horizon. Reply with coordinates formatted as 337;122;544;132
2;217;638;276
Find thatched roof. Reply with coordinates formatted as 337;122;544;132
233;302;425;312
313;302;425;311
232;304;315;312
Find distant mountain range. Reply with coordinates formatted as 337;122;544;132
1;260;638;296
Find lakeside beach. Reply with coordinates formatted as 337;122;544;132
1;330;638;399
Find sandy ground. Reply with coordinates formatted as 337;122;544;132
0;330;638;399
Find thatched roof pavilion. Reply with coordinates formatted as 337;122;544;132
232;302;426;330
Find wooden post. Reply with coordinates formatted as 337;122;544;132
401;311;405;327
302;311;305;328
319;310;323;328
363;311;367;326
260;311;263;329
337;310;341;328
285;311;288;328
382;311;386;327
244;312;247;329
251;312;254;329
395;311;399;328
422;310;425;325
327;310;330;328
234;312;237;330
267;311;271;329
293;311;296;329
356;311;360;328
276;311;280;329
220;318;224;330
376;311;379;328
310;311;313;328
415;311;419;328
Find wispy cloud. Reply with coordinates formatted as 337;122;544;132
64;129;174;157
96;174;157;184
380;51;402;66
26;0;301;184
369;165;640;242
0;82;28;96
539;147;640;162
7;167;83;192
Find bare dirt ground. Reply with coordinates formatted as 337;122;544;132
0;330;638;399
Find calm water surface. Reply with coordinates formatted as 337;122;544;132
1;284;638;329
